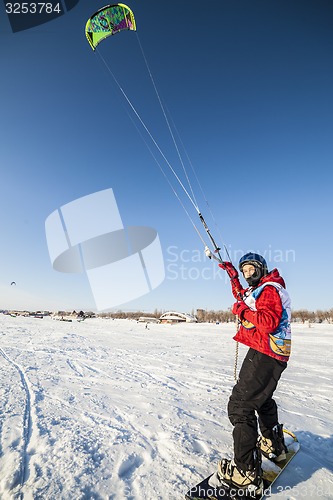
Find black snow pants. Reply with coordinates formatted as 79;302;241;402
228;348;287;471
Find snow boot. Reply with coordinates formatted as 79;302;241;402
259;423;288;462
217;456;263;494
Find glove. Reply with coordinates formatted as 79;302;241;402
218;261;239;280
232;301;249;319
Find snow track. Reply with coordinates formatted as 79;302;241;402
0;316;332;499
0;346;36;498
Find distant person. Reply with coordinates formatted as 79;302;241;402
217;252;291;494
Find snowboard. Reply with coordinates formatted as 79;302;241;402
185;429;300;500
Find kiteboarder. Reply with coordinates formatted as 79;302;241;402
217;253;291;493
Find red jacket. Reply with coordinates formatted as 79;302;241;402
231;269;291;362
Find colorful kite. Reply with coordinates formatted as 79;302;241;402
85;3;136;51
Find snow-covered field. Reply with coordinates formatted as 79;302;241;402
0;314;332;500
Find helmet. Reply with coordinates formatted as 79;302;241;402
238;252;268;286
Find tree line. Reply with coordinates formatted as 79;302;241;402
98;308;333;324
196;308;333;324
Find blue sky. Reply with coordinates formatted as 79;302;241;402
1;0;333;313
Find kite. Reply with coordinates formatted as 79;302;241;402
85;3;136;51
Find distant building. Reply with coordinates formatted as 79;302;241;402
138;316;160;324
159;312;197;324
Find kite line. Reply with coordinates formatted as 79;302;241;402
85;3;232;265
